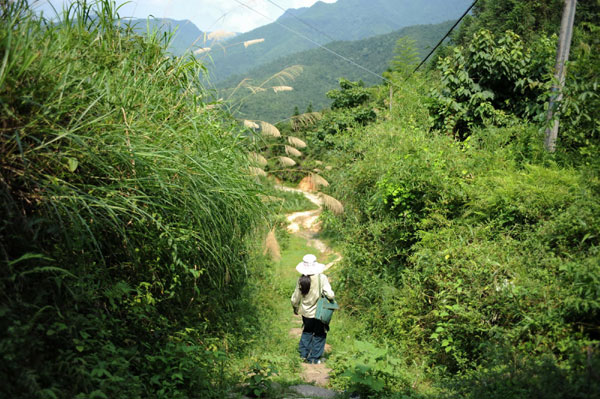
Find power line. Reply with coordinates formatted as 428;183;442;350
232;0;396;87
262;0;338;43
409;0;479;77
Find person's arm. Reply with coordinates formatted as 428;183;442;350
321;274;335;300
291;281;301;314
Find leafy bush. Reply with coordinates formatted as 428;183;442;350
427;29;554;138
322;76;600;395
555;22;600;164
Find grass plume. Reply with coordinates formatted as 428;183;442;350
287;136;307;149
310;173;330;188
260;121;281;137
272;85;294;93
263;229;281;261
243;38;264;48
320;193;344;214
285;145;302;158
278;156;297;167
249;152;268;167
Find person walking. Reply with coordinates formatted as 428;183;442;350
291;254;335;364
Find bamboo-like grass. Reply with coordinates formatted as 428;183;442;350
1;0;268;299
0;1;269;395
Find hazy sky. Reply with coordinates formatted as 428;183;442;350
33;0;338;33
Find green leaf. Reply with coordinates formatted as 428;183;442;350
67;157;79;172
172;372;183;380
89;390;108;399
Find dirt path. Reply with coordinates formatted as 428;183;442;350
279;186;342;270
279;186;342;388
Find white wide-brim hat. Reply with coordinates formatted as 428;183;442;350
296;254;325;275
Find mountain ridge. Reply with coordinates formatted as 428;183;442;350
216;20;455;123
204;0;472;83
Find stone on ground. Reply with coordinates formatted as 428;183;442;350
288;384;337;398
301;363;332;387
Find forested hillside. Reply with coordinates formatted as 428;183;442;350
203;0;472;82
218;21;454;123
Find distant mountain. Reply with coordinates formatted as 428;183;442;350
203;0;472;82
123;18;237;56
217;20;455;123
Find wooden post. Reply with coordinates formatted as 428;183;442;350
544;0;577;152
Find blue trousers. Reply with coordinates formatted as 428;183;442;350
299;316;327;363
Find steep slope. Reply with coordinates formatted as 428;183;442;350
217;21;453;122
204;0;471;82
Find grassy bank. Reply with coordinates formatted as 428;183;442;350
1;1;267;397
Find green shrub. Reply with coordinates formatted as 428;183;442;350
427;29;554;138
323;85;600;394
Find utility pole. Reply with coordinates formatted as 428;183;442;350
544;0;577;152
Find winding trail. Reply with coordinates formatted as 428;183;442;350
278;186;342;389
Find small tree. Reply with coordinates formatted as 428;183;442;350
389;36;420;77
427;29;554;138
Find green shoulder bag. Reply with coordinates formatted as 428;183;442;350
315;273;339;325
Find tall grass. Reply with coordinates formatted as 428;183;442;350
1;1;267;397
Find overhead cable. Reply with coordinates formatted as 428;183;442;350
408;0;479;77
232;0;396;87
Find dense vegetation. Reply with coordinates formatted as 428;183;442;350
204;0;472;82
218;21;454;123
0;2;268;397
286;2;600;397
